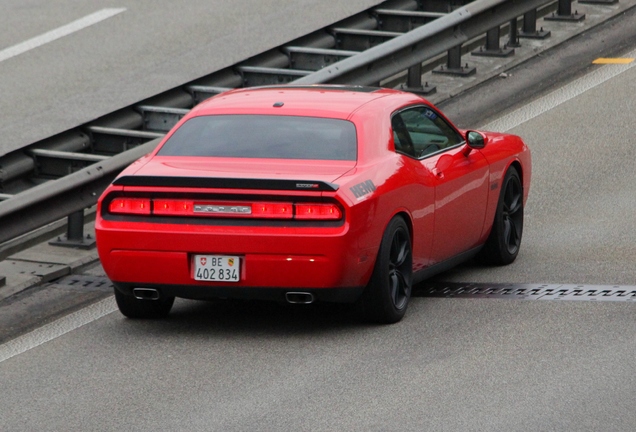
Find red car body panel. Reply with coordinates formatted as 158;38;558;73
95;86;531;303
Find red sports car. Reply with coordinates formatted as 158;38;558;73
95;85;531;323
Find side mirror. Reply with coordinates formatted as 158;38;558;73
466;131;487;149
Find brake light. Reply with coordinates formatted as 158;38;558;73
107;198;342;220
295;204;342;220
109;198;151;215
251;202;293;219
153;199;193;216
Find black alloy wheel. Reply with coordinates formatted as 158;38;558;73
360;216;413;324
502;169;523;255
478;166;524;265
388;226;412;310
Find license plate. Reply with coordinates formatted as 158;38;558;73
193;255;240;282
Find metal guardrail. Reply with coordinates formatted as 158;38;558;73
0;139;159;253
295;0;553;86
0;0;606;254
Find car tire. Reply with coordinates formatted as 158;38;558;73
114;288;175;319
360;216;413;324
478;166;524;265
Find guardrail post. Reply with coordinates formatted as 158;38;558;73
519;9;551;39
407;63;422;87
545;0;585;22
432;45;476;77
399;62;437;95
49;209;96;249
472;25;514;57
507;18;521;48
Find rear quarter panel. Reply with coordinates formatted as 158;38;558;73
338;97;438;276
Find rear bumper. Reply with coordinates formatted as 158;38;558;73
96;220;377;299
113;282;365;303
104;248;366;287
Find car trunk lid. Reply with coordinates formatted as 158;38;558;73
116;157;356;191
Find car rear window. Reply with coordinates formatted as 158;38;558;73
157;115;357;161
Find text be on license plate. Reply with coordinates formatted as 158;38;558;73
194;255;240;282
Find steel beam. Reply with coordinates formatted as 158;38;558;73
507;17;521;48
544;0;586;22
49;209;96;249
0;139;161;253
136;106;190;132
294;0;553;86
519;9;551;39
186;86;232;104
236;66;312;86
284;47;358;71
472;25;515;57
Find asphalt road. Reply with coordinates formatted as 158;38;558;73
0;0;383;156
2;5;636;432
2;298;635;431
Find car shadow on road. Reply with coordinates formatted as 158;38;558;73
121;297;374;337
112;277;459;338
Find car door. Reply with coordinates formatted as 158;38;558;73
392;105;489;264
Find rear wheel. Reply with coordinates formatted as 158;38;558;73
478;166;524;265
114;288;175;319
360;216;412;324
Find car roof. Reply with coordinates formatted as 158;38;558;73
190;85;413;119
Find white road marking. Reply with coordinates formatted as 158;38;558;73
481;47;636;132
0;297;117;363
0;8;126;63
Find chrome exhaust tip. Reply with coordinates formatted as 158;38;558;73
285;292;315;304
132;288;160;300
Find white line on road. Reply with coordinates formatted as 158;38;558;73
0;297;117;364
481;48;636;132
0;8;126;63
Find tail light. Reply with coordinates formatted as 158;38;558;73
107;198;341;220
109;198;151;215
295;204;342;220
153;199;193;216
250;202;293;219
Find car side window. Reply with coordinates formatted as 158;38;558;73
392;106;464;158
391;113;416;157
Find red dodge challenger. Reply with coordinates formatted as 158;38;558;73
95;85;531;323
